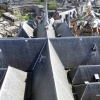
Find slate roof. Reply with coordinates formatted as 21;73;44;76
54;22;74;37
32;3;74;38
0;37;100;100
27;20;36;29
17;23;34;38
1;1;100;99
68;65;100;85
32;40;74;100
73;82;100;100
36;17;47;37
0;38;74;100
48;12;55;18
0;38;46;70
2;37;100;70
0;66;27;100
36;20;74;38
46;23;55;38
50;37;100;69
48;40;74;100
36;18;55;38
31;40;58;100
0;68;7;88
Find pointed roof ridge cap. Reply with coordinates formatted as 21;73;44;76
79;65;100;68
44;1;49;26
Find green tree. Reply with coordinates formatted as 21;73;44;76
18;14;33;22
49;4;57;10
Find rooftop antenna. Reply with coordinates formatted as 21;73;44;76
44;2;49;26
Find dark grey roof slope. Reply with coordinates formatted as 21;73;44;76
50;37;100;69
36;19;55;38
54;22;74;37
36;2;49;38
73;82;100;100
73;84;86;100
32;41;58;100
27;20;37;29
17;23;34;38
27;22;35;29
0;37;100;100
36;4;55;38
0;38;46;70
68;65;100;85
48;40;74;100
36;19;47;37
0;66;27;100
32;40;74;100
0;68;7;88
48;12;55;18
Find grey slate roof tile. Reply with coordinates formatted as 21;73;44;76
0;38;46;70
32;41;58;100
50;37;100;69
73;82;100;100
17;23;34;38
68;65;100;85
32;40;74;100
55;22;74;37
0;37;100;100
0;68;7;88
48;40;74;100
0;66;27;100
36;18;47;38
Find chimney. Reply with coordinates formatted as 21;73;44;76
94;74;100;82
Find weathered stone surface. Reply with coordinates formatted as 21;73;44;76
0;66;27;100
